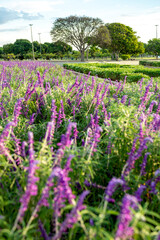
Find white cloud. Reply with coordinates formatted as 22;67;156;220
1;0;64;13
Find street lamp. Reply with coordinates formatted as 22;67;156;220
38;33;42;54
29;24;35;60
155;25;158;39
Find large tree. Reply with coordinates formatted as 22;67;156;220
3;43;14;54
106;23;142;60
88;25;111;49
146;38;160;59
13;39;32;57
50;15;103;61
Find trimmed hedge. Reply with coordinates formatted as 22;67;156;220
134;68;160;77
139;60;160;67
120;72;150;82
63;63;150;82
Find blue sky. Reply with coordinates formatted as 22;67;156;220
0;0;160;47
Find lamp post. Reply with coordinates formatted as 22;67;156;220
38;33;42;54
155;25;158;39
29;24;35;60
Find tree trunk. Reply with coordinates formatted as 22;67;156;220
111;53;115;60
80;50;85;62
115;53;119;61
111;52;119;61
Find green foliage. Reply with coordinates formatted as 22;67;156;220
3;43;14;54
0;61;160;239
50;15;103;61
145;38;160;58
139;60;160;67
88;25;111;49
120;72;150;82
134;68;160;77
63;63;151;82
106;23;144;60
2;53;16;61
13;39;32;56
0;47;3;58
120;54;131;60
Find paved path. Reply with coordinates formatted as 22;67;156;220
46;60;140;66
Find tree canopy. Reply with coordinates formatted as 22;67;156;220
145;38;160;59
88;25;111;49
106;23;143;60
3;43;14;54
50;15;103;61
13;39;32;56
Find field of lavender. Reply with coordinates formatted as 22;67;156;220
0;61;160;240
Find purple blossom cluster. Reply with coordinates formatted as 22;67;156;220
115;194;138;240
0;61;160;239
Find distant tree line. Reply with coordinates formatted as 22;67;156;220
0;39;74;60
0;15;160;61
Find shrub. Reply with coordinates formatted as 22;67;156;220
135;68;160;77
120;54;131;60
139;60;160;67
2;53;16;60
120;72;150;82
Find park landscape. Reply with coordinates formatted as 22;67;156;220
0;15;160;240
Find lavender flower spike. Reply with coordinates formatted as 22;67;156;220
140;152;150;176
12;132;39;231
115;194;138;240
53;190;89;240
105;177;124;203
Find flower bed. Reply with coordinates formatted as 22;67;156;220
0;61;160;239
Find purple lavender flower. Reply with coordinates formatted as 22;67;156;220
147;100;158;114
37;71;44;89
16;132;39;222
140;152;150;176
27;113;36;126
72;105;75;118
121;95;128;104
91;125;102;152
60;99;65;119
21;141;27;158
115;194;138;240
11;133;22;166
154;82;158;93
101;84;109;101
18;159;39;221
38;220;49;240
138;83;152;111
134;185;146;202
54;123;76;166
122;137;153;178
84;179;106;189
35;167;60;211
53;155;75;218
155;169;160;177
148;169;160;194
105;177;124;203
120;76;127;92
89;218;94;226
52;190;89;240
128;98;131;106
44;121;55;145
139;122;144;143
156;102;160;114
0;121;15;144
